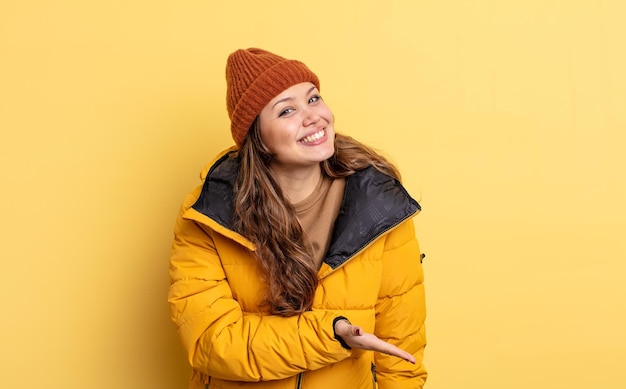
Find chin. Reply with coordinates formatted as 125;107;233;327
316;146;335;162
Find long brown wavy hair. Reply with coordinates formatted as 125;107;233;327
233;119;400;316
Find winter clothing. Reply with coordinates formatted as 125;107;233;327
168;147;427;388
226;48;320;147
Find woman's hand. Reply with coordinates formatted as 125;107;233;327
333;319;416;364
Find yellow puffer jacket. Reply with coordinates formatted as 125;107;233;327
169;148;427;389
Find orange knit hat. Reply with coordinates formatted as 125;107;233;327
226;48;320;147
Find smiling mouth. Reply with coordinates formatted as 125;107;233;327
298;129;325;144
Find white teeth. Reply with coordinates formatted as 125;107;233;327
300;129;325;144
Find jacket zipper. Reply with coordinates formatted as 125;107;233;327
295;372;303;389
371;363;377;389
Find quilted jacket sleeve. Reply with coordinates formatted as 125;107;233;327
374;218;427;388
168;193;351;382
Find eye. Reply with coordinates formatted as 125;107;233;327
278;107;294;117
309;95;321;104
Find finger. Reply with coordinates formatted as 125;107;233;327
398;350;416;364
383;345;416;364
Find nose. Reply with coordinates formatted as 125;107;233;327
302;105;320;127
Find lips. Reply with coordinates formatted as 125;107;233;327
298;128;325;144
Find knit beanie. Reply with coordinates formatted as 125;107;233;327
226;48;320;147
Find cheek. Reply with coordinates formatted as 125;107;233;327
260;124;293;153
319;104;334;123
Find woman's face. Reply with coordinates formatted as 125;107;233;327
258;82;335;171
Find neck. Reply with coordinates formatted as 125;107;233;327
270;163;323;204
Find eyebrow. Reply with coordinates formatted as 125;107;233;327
271;86;317;109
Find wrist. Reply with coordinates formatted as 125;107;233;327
332;316;352;350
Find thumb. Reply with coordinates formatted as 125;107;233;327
350;325;364;336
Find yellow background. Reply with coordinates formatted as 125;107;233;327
1;1;624;388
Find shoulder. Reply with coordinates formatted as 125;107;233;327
199;146;240;181
186;146;241;231
344;167;420;214
177;146;240;211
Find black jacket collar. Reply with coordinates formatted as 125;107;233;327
192;151;420;269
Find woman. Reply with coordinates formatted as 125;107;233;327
169;48;427;388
